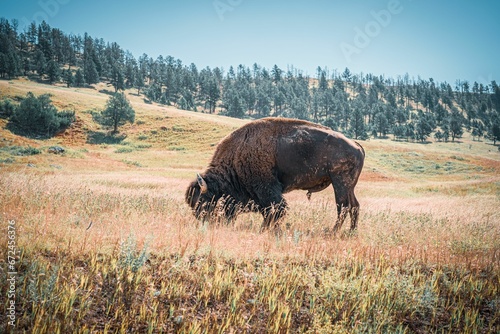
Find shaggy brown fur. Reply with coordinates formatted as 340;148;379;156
185;117;365;231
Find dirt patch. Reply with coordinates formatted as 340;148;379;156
55;116;88;145
359;168;397;182
472;156;500;172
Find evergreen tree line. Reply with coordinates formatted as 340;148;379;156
1;18;500;143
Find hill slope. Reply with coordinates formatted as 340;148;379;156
1;79;498;181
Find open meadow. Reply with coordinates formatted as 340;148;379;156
1;79;499;333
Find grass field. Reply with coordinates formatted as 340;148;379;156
1;79;499;333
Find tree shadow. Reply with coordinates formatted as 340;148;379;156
98;89;116;96
87;131;126;144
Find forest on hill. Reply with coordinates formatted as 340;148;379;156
1;18;500;144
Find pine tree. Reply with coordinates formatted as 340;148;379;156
74;69;85;87
318;70;328;91
271;64;282;84
350;98;368;139
46;60;60;83
0;53;7;78
223;88;244;118
93;92;135;133
34;49;46;76
177;96;188;110
434;130;443;142
374;112;388;138
134;70;145;95
255;86;272;117
110;64;125;92
342;67;352;92
84;58;99;85
63;68;74;87
442;124;450;142
487;111;500;145
490;123;500;145
290;96;308;120
449;109;464;142
206;77;220;113
415;111;436;142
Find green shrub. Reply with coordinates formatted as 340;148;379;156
114;147;134;153
3;146;42;156
119;235;150;272
121;159;142;167
7;92;75;138
168;146;186;151
86;131;126;145
16;146;41;156
0;98;15;119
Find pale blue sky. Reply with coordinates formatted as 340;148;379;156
1;0;499;85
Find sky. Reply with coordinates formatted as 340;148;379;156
1;0;499;85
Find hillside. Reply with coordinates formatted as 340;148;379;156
1;79;499;333
1;78;499;181
1;78;499;206
1;18;500;147
0;79;245;170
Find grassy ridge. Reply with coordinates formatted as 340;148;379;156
0;79;499;332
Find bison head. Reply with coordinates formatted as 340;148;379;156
185;173;246;223
185;174;221;221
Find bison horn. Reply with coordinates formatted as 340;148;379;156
196;173;208;194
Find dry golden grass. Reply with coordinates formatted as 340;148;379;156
0;169;499;333
0;79;499;333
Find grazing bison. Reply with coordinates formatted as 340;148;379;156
185;117;365;232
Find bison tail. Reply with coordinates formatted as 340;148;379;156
354;141;365;158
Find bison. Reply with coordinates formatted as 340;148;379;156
185;117;365;232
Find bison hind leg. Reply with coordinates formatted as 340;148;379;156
348;191;360;230
331;189;359;233
332;205;349;233
330;175;356;234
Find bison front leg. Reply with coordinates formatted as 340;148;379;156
260;200;287;231
253;184;287;231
